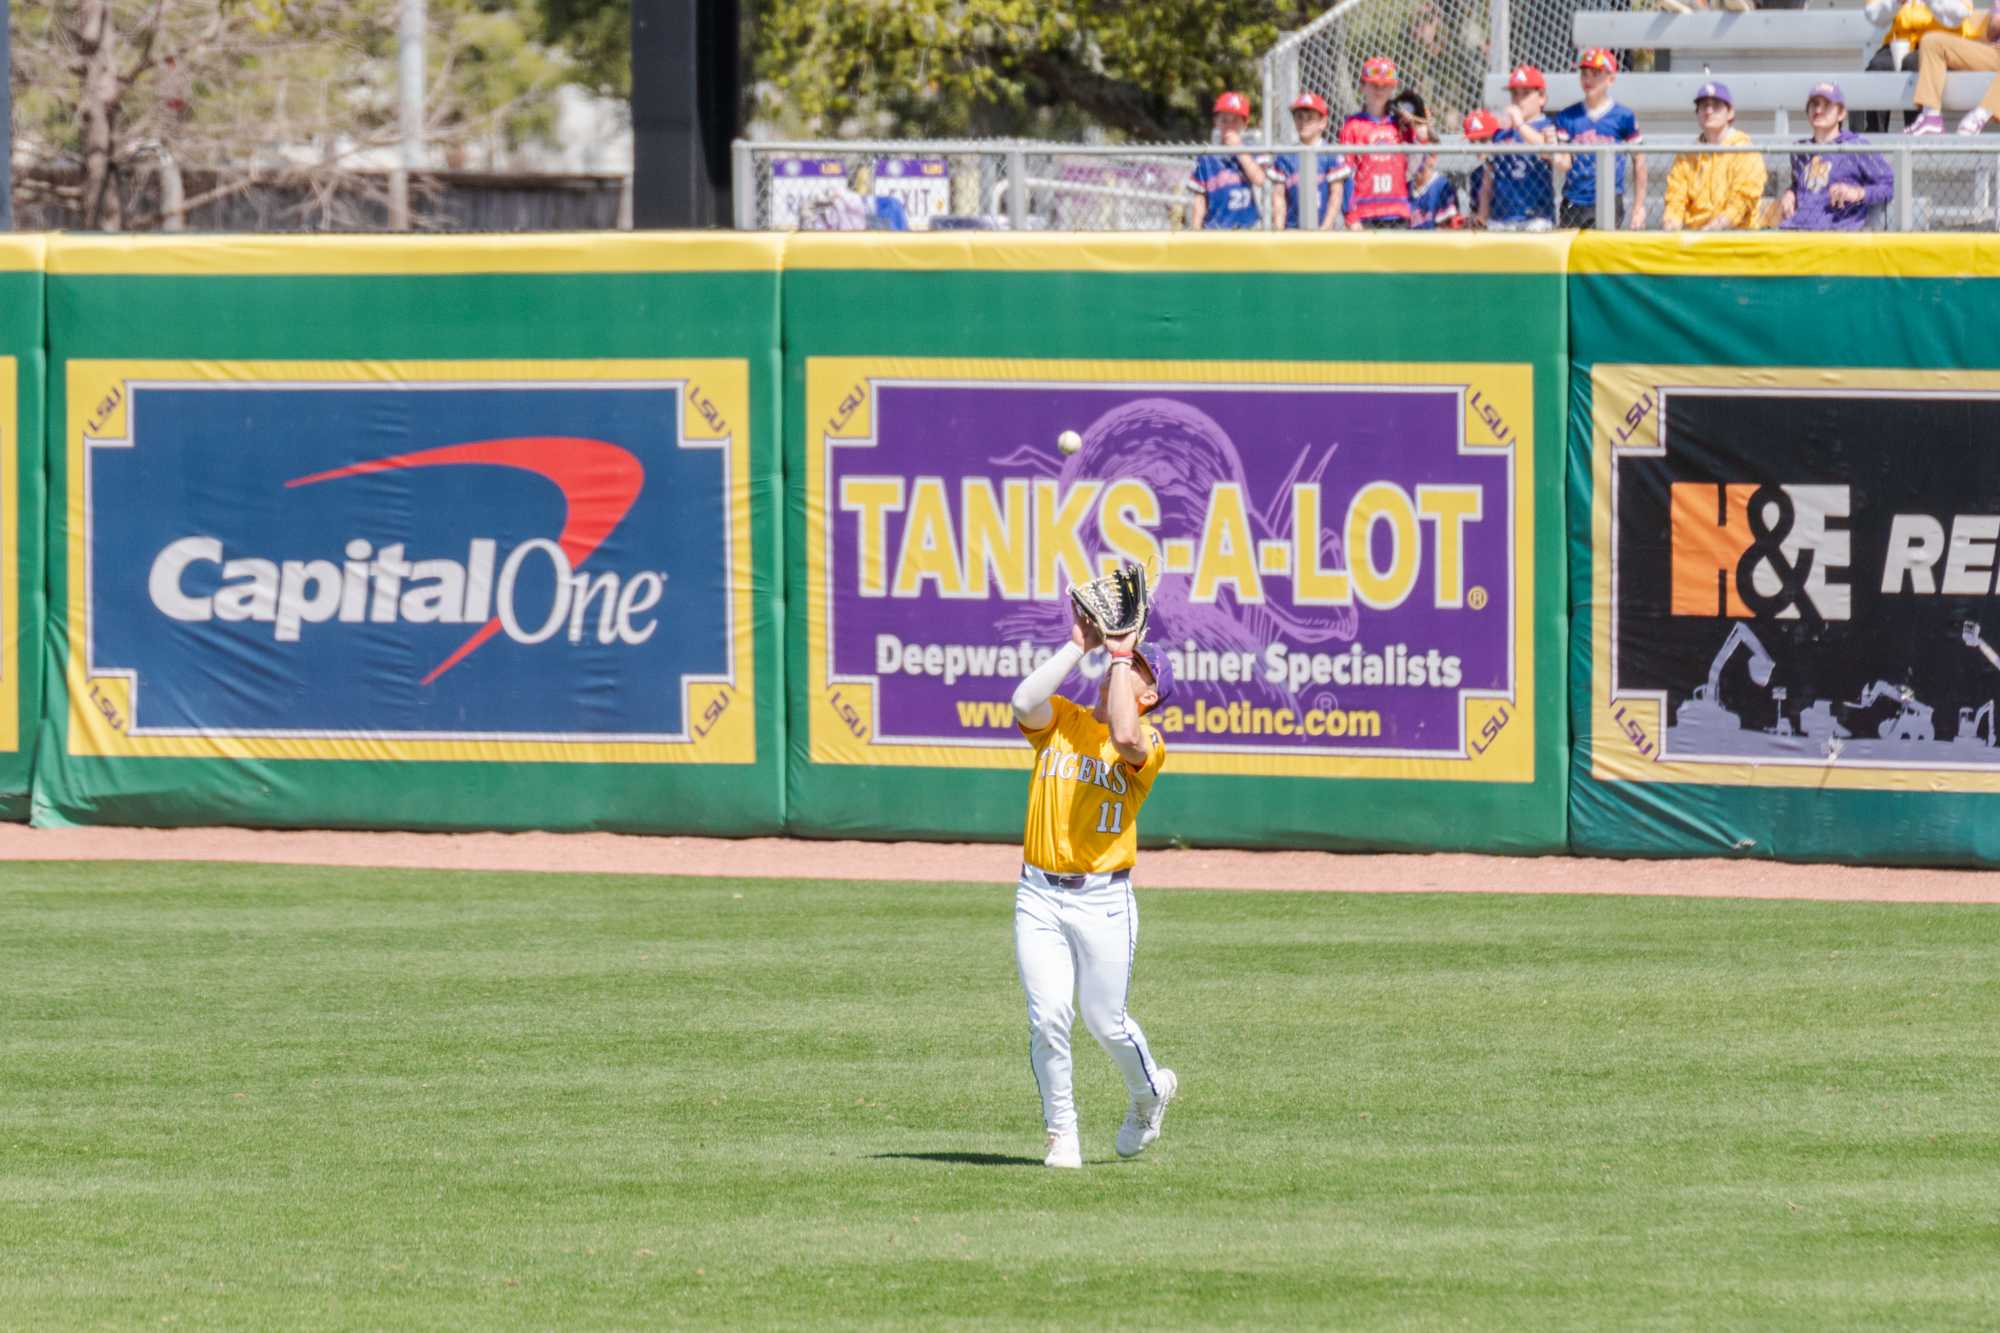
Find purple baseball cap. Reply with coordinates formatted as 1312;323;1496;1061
1807;82;1845;108
1694;81;1732;108
1136;647;1175;709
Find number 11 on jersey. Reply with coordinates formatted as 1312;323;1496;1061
1096;800;1125;834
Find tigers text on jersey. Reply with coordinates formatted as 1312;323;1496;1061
1188;154;1263;229
1338;113;1415;223
1019;695;1167;875
1553;100;1641;205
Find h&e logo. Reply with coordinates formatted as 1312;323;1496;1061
1669;482;1851;625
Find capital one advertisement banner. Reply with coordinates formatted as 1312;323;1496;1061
803;358;1535;781
64;359;754;765
1589;363;2000;794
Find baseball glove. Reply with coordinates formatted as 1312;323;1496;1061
1070;562;1152;640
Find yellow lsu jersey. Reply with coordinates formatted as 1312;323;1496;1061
1019;695;1167;875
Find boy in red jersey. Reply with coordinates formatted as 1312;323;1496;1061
1340;56;1417;228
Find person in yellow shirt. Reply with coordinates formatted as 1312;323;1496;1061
1662;83;1767;230
1008;609;1177;1169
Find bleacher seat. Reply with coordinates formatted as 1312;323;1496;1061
1571;10;1878;55
1483;9;1999;128
1486;71;2000;117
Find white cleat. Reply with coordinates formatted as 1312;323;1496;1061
1115;1067;1178;1158
1043;1130;1082;1169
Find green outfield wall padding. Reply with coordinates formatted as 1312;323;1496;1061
783;233;1571;854
1568;233;2000;864
0;239;47;821
35;235;785;833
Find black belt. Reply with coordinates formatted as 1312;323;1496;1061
1029;864;1130;889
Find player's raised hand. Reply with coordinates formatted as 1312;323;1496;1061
1072;610;1103;653
1102;628;1140;657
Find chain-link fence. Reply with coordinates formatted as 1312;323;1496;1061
736;139;2000;235
1260;0;1589;142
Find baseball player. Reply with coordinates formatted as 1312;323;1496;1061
1188;91;1268;229
1009;608;1177;1169
1483;65;1557;230
1339;57;1418;228
1271;92;1352;229
1553;48;1647;229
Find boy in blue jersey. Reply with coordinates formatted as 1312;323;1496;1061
1188;91;1269;229
1270;93;1351;229
1393;90;1456;227
1553;49;1647;229
1482;65;1557;231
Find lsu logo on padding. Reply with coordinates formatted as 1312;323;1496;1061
1669;481;1852;624
77;368;748;758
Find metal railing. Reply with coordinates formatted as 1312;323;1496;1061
735;137;2000;234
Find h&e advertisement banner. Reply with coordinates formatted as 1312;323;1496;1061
804;358;1535;780
66;359;754;764
1591;364;2000;792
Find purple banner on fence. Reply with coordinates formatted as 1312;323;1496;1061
822;377;1517;760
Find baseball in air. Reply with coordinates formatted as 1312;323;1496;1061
1057;429;1083;455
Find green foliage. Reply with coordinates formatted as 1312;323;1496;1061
537;0;628;96
751;0;1326;139
3;862;1999;1326
10;1;606;178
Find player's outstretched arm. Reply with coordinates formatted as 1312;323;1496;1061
1011;616;1095;731
1101;631;1152;767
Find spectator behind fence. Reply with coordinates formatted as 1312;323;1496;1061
1340;57;1419;229
1188;92;1269;229
1899;4;2000;134
1783;83;1894;229
1858;2;1973;133
1390;89;1448;227
1663;82;1766;231
1271;93;1351;229
1464;110;1499;227
1554;49;1648;229
1483;65;1557;231
803;163;908;231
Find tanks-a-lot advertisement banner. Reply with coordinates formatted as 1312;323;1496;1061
805;358;1535;782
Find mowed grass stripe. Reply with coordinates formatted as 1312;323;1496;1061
1;862;1995;1329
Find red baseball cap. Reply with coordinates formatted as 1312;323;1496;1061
1361;56;1399;86
1290;92;1330;117
1578;48;1618;75
1462;109;1500;141
1213;91;1252;118
1507;65;1546;92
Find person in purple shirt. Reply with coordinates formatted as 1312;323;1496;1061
1780;83;1894;232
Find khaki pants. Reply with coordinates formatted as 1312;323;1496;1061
1914;32;2000;117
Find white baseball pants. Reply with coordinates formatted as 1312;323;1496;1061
1013;863;1162;1135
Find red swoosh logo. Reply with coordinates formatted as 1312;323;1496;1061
286;437;645;684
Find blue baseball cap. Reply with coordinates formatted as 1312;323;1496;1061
1694;82;1733;108
1807;82;1846;108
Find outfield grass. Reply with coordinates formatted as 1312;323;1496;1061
2;863;1997;1329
